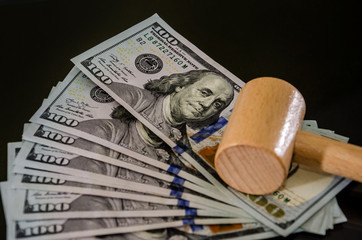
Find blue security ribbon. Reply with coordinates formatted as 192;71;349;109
172;176;185;185
177;199;190;207
173;143;189;155
185;208;197;216
191;224;204;231
190;116;228;143
170;190;183;198
182;219;195;225
167;164;181;175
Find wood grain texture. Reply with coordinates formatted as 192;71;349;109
215;77;306;194
294;130;362;182
215;77;362;195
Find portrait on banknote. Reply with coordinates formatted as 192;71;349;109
24;14;351;236
107;69;234;155
61;69;235;176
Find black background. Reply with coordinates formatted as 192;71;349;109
0;0;361;239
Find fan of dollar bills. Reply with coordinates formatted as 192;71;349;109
0;14;352;240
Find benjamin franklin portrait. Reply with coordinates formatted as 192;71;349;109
57;70;235;232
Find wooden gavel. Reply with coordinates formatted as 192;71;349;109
215;77;362;195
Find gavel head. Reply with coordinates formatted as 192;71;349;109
215;77;306;195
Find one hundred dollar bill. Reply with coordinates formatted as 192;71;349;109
1;182;252;240
26;106;215;193
70;14;351;236
10;143;240;218
27;68;233;197
9;146;230;220
29;67;243;208
21;124;233;205
7;214;247;240
9;143;231;220
1;178;346;239
6;186;235;221
4;143;346;239
12;160;251;218
14;139;232;205
1;182;270;240
5;143;264;239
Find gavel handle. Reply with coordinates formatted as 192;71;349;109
293;130;362;182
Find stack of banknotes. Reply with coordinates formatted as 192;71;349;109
0;14;352;240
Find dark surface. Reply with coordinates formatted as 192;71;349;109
0;0;361;239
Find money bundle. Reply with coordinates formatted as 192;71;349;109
1;14;351;239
